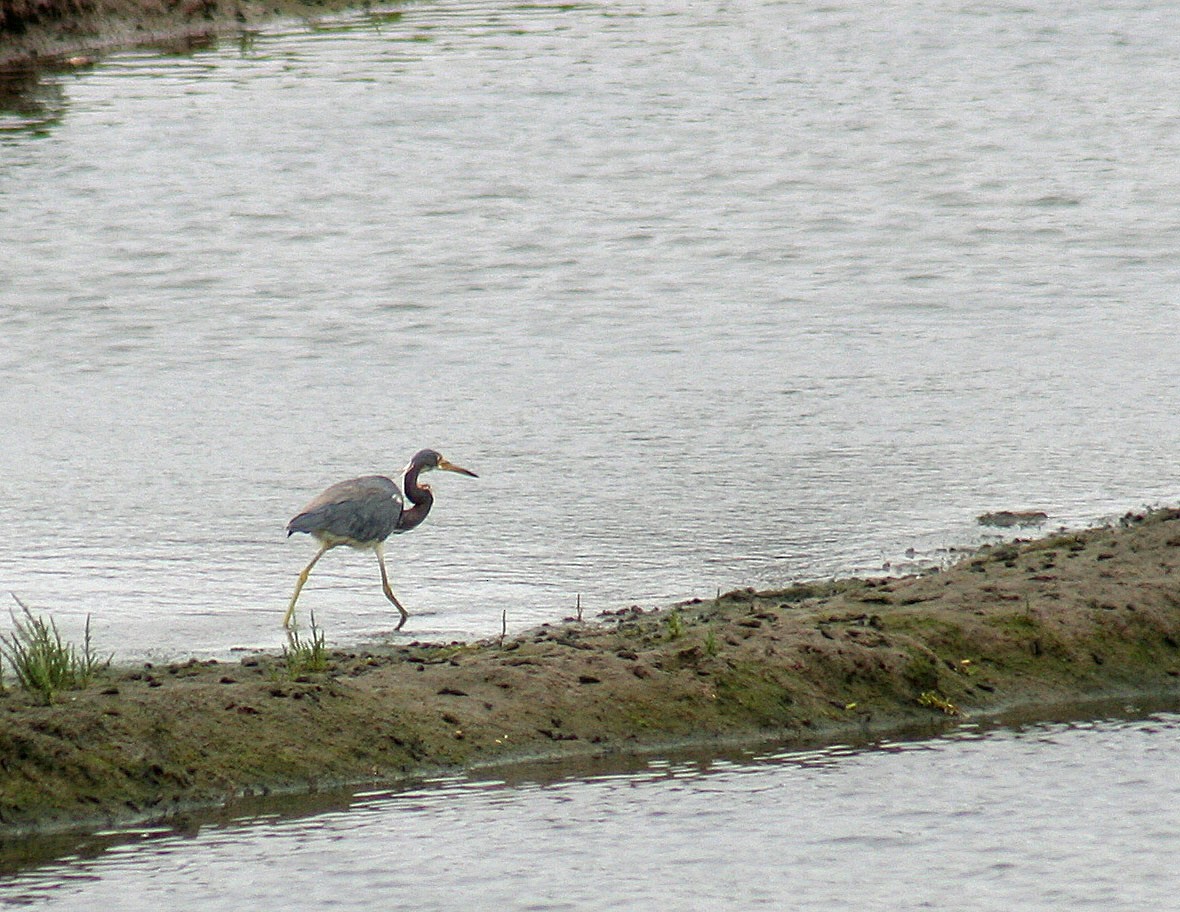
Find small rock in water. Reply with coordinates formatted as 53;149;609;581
977;510;1049;528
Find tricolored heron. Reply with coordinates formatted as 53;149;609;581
284;448;477;630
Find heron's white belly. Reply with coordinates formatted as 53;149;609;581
312;531;380;550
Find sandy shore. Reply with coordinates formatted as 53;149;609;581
0;0;366;66
8;0;1180;852
2;507;1179;839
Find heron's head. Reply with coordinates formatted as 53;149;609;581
407;449;479;478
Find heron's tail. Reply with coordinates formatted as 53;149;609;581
286;513;313;536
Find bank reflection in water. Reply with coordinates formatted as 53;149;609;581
2;709;1179;910
0;64;70;135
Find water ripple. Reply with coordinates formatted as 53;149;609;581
0;0;1178;663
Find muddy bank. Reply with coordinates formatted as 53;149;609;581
2;508;1180;838
0;0;366;66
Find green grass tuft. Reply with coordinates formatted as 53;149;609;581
278;612;329;679
664;610;685;641
0;596;111;704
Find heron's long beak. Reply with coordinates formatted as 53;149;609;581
438;458;478;478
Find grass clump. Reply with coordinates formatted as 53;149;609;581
277;612;329;679
0;596;111;704
664;610;685;641
918;690;960;716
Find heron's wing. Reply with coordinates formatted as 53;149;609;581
286;475;404;544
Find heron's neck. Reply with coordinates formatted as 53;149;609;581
399;465;434;530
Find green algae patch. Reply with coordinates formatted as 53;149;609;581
3;508;1180;838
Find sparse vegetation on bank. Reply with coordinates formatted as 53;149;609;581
275;613;330;680
0;597;110;705
1;508;1179;839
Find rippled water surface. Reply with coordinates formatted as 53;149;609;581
1;0;1178;663
4;710;1179;909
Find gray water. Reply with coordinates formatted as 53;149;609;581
1;0;1177;661
3;0;1180;900
3;708;1179;909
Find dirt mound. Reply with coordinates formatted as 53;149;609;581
3;509;1179;838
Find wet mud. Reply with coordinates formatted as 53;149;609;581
2;508;1179;838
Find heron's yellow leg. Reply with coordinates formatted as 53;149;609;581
284;542;330;628
375;543;410;631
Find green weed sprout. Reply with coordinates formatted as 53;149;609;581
0;595;111;704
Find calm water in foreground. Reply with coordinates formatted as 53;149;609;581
2;708;1179;908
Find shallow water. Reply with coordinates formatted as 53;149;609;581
4;1;1180;901
4;1;1179;902
3;708;1179;909
1;1;1179;665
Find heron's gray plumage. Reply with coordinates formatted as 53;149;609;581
286;475;404;546
283;449;477;631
